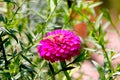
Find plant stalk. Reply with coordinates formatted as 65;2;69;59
101;44;114;73
0;36;8;69
60;62;71;80
48;62;55;80
97;41;114;79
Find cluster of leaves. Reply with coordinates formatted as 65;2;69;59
0;0;120;80
0;0;89;80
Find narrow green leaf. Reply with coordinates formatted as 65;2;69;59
19;41;25;50
84;48;96;52
14;72;21;79
92;61;105;80
25;33;33;45
95;13;103;30
53;0;57;6
50;0;56;13
0;27;9;36
9;33;18;43
49;62;55;75
0;29;18;43
4;0;11;2
20;64;36;73
20;54;32;64
72;50;89;63
0;14;5;22
116;64;120;71
102;9;112;24
8;29;17;33
12;49;17;57
62;66;75;71
0;59;3;64
0;31;7;37
89;2;102;8
2;38;9;44
3;28;18;43
113;72;120;76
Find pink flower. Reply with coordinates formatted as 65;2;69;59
37;29;81;62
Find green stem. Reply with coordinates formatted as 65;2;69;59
0;36;8;69
48;62;55;80
0;36;11;79
101;44;114;80
101;44;114;73
60;62;71;80
51;75;55;80
0;37;11;79
27;0;30;27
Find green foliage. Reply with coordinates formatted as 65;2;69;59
0;0;120;80
72;50;89;63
